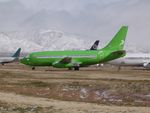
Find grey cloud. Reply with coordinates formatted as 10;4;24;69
0;0;150;51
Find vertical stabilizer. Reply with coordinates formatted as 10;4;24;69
12;48;21;58
90;40;99;50
103;26;128;51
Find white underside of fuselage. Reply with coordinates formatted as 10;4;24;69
0;57;15;63
108;53;150;67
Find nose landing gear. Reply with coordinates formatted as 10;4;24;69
32;67;35;70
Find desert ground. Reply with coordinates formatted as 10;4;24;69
0;63;149;113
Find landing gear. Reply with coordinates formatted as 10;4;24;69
1;63;4;66
74;66;79;71
32;67;35;70
68;67;73;70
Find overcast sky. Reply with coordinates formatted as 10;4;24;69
0;0;150;50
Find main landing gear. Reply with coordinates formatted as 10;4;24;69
74;66;80;71
68;66;80;71
68;67;79;71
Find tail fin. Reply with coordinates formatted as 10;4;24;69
103;26;128;51
12;48;21;58
90;40;99;50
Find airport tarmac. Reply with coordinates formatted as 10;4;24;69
0;63;150;113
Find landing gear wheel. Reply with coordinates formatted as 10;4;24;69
74;66;79;71
68;67;72;70
32;67;35;70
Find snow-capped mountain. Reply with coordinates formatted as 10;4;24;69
0;30;90;53
0;29;149;54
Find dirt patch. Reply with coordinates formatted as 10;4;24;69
0;64;150;112
0;78;149;106
0;92;150;113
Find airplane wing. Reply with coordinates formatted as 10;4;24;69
52;57;81;68
59;57;72;64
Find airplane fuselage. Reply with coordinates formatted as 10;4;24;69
21;50;124;68
0;57;15;63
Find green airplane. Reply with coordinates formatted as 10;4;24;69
20;26;128;70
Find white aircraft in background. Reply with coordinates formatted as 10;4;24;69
109;53;150;69
0;48;21;65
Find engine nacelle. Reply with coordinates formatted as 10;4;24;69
52;62;74;68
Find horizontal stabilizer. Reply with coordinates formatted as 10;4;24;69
111;50;126;56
